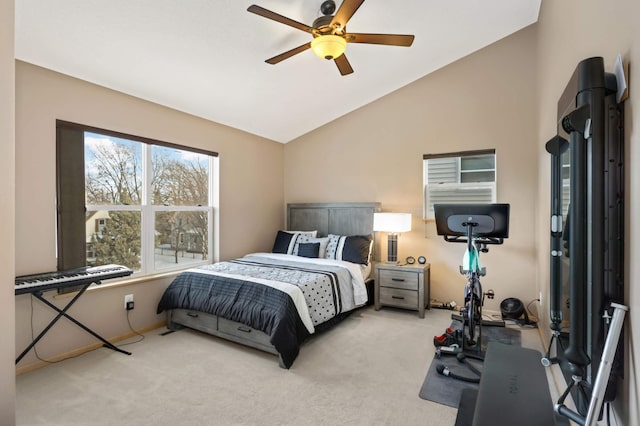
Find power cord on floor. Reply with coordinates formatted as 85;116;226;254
27;294;144;364
117;309;145;347
30;293;55;364
29;294;102;364
429;299;457;310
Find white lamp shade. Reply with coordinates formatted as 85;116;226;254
373;213;412;233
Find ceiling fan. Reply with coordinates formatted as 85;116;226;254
247;0;415;76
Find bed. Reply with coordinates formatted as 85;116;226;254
157;202;381;368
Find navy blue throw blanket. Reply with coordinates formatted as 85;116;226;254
157;271;309;368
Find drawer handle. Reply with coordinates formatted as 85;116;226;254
392;278;406;282
392;295;405;300
237;326;252;333
187;312;199;318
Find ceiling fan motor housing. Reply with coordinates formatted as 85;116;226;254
320;0;336;16
312;15;336;34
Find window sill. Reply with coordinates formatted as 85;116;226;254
52;270;181;300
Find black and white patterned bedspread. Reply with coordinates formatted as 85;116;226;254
210;255;354;326
156;253;359;368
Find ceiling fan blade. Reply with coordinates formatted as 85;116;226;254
334;54;354;76
265;43;312;65
247;5;312;33
345;33;415;46
330;0;365;30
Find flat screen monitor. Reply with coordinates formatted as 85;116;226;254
433;203;510;239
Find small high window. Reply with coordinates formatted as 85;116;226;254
423;149;496;219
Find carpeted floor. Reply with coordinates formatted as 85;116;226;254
418;320;522;407
17;307;465;426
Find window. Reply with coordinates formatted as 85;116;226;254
57;120;218;276
96;218;107;234
423;150;496;218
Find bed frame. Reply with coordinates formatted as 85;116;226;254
166;202;381;367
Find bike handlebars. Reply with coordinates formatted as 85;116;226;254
443;235;505;245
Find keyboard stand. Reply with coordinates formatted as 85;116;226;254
16;281;131;364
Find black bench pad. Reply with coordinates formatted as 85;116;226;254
470;342;556;426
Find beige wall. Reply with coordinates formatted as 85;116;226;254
10;2;639;423
285;25;540;315
287;4;639;420
536;0;638;423
14;62;284;368
1;0;16;422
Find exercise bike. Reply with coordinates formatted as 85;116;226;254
434;204;510;354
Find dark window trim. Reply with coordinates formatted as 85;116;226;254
423;149;495;160
56;119;216;278
56;120;218;157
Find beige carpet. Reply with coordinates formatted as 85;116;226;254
16;307;467;426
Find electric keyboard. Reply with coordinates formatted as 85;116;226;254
15;264;133;295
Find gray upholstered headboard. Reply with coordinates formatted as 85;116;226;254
287;202;381;260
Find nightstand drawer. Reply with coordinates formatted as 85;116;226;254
378;269;419;290
379;287;418;309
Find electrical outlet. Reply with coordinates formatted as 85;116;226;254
124;294;134;310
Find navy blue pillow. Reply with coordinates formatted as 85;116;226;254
341;235;372;265
272;230;294;254
297;242;320;258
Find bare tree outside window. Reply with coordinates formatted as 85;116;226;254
85;136;142;205
84;132;213;273
85;135;142;270
152;146;209;265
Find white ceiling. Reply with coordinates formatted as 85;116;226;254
15;0;540;143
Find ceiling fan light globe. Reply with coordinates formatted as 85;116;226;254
311;35;346;60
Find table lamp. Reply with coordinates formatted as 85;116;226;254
373;212;412;263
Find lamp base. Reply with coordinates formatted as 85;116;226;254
386;234;398;263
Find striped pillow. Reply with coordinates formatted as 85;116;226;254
272;230;317;255
324;234;372;265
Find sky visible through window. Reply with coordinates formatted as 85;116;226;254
83;131;212;273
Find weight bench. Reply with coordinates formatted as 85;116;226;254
455;342;566;426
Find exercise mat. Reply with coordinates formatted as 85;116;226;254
418;322;521;407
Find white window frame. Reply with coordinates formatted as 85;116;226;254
84;136;218;276
423;150;497;219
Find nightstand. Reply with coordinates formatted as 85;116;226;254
374;263;430;318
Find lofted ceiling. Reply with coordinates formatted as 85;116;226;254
15;0;540;143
